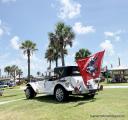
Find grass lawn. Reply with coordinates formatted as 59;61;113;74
0;87;24;102
0;86;128;120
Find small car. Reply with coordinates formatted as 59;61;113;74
7;81;15;87
25;66;100;102
0;81;8;88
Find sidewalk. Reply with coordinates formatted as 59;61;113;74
104;86;128;88
0;98;24;105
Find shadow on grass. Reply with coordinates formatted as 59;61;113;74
31;95;97;106
73;98;96;107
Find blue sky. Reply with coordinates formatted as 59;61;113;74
0;0;128;76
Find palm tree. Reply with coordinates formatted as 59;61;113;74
48;32;60;67
4;66;11;76
37;71;40;76
20;40;37;82
45;47;54;69
10;65;19;83
17;69;23;83
55;22;75;66
75;48;91;61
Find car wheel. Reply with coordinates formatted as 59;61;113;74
54;87;68;102
25;87;36;99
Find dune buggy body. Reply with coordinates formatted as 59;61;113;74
25;66;100;102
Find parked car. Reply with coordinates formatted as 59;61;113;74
7;81;15;87
25;66;101;102
0;81;8;88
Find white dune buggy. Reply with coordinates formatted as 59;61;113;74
25;66;101;102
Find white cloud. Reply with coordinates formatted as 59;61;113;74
73;22;95;34
0;28;4;37
100;40;114;56
10;36;20;50
0;19;10;37
0;0;16;3
104;30;123;42
58;0;81;19
104;32;114;37
115;36;120;41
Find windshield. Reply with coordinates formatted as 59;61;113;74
69;66;81;76
54;66;81;78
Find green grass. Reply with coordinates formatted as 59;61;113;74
0;87;128;120
0;86;24;102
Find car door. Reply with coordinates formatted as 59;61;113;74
35;80;45;93
43;71;56;95
44;79;56;95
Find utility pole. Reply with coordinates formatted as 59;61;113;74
111;64;113;68
118;57;121;66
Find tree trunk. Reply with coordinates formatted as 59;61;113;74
8;72;9;76
49;60;52;76
60;39;65;66
61;52;65;66
49;60;51;69
14;71;16;84
55;58;58;67
19;74;21;83
27;50;30;82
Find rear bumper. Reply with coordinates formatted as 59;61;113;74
70;88;98;95
88;89;98;93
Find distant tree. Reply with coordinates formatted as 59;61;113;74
45;47;54;69
42;73;44;76
4;66;11;76
48;32;60;67
17;69;23;83
10;65;19;83
20;40;37;82
37;71;41;76
75;48;91;61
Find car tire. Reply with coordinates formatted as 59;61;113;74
25;87;36;99
54;86;68;102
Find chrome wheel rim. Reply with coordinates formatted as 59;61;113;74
25;88;30;98
56;88;64;102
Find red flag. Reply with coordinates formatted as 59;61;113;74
76;50;105;85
